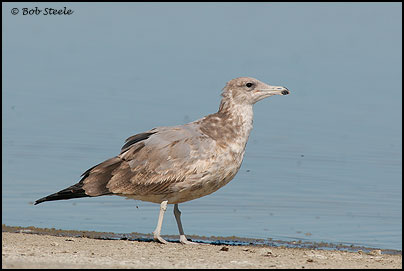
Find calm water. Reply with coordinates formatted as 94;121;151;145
2;3;402;250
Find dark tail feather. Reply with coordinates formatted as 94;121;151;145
34;156;121;205
34;181;90;205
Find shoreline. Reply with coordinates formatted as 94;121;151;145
2;225;402;269
2;225;401;255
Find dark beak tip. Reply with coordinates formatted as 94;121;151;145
281;90;290;95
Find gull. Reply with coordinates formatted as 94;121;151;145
34;77;290;244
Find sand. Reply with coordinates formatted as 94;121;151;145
2;231;401;269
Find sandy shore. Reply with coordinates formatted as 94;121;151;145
2;231;401;269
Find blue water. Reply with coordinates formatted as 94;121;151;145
2;3;402;250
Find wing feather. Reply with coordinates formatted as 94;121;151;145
78;125;219;199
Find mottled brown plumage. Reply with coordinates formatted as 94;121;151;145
35;77;290;244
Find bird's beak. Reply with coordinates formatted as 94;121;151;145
258;85;290;96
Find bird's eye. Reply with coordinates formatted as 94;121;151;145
246;83;254;88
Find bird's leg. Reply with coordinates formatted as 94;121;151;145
174;203;197;244
153;200;169;244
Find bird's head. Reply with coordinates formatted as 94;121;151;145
222;77;289;105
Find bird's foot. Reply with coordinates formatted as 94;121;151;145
154;235;169;244
180;235;198;244
153;231;169;244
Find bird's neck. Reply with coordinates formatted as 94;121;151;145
198;98;254;147
218;99;254;134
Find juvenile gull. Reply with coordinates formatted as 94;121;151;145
35;77;290;244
